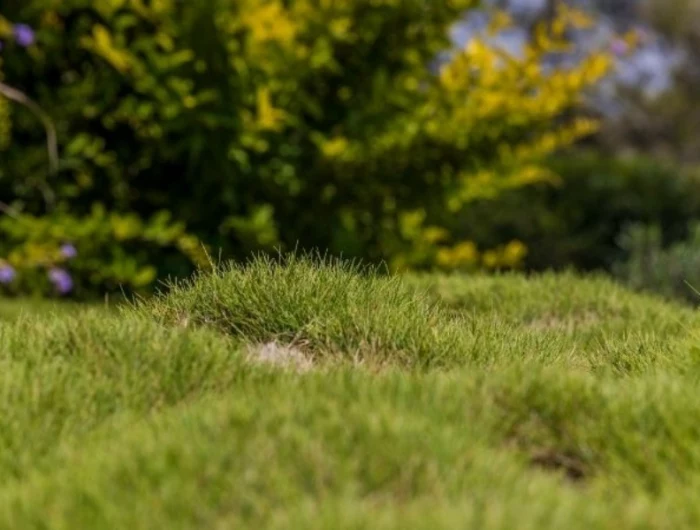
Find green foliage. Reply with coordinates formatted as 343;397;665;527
445;152;700;271
0;205;209;298
0;0;611;287
613;222;700;304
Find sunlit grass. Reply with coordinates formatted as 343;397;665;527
1;256;699;528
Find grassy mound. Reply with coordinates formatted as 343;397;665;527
141;254;469;369
142;257;698;374
407;270;696;333
1;257;700;528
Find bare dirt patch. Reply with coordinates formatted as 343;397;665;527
245;341;314;372
529;448;587;482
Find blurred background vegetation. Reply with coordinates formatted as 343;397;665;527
1;0;699;303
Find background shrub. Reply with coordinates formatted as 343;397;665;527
0;0;611;296
447;151;700;272
0;204;209;298
612;222;700;305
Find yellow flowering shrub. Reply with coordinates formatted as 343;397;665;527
1;0;613;280
214;0;611;271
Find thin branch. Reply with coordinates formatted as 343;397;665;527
0;201;22;220
0;81;59;175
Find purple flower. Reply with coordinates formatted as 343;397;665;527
13;24;35;48
0;265;16;285
60;243;78;259
610;39;628;57
48;268;73;294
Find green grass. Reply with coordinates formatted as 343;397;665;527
0;297;88;323
2;255;700;528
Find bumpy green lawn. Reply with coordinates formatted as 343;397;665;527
1;256;700;529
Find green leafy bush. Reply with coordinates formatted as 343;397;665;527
0;0;611;290
447;152;700;271
0;205;209;298
0;7;208;297
612;222;700;305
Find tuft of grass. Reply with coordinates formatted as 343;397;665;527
139;254;470;369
